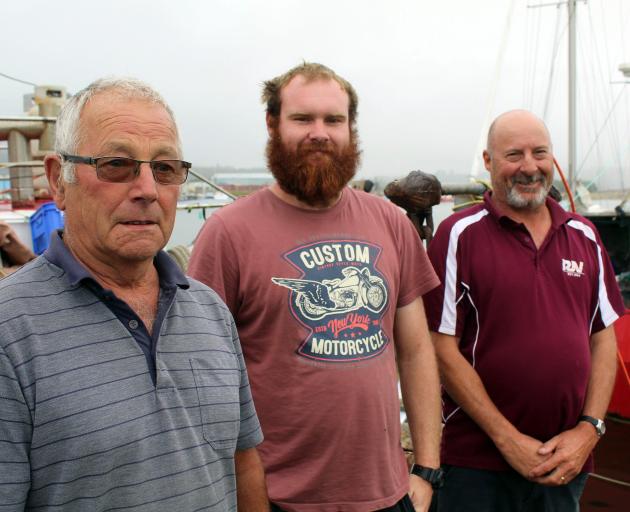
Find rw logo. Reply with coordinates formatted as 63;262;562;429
562;259;584;277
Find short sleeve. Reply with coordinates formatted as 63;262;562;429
423;219;469;336
189;213;240;313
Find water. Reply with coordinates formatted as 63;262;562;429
167;198;457;249
168;206;217;248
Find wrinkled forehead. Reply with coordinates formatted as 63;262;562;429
78;93;181;155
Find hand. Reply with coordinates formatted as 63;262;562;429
495;431;552;479
409;474;433;512
0;221;13;246
0;221;35;266
529;423;598;486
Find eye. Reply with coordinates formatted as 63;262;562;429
152;161;176;174
505;152;521;162
105;157;133;168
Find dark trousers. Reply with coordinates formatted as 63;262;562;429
271;494;415;512
430;465;589;512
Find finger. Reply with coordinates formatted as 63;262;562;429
537;436;560;455
533;471;567;487
530;456;562;478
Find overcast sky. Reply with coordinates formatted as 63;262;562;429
2;0;629;188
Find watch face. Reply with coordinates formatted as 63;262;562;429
597;420;606;436
581;416;606;437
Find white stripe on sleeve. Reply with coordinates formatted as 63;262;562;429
439;209;489;335
567;219;619;327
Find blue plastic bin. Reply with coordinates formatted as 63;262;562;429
30;202;64;254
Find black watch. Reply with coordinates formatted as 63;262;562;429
579;415;606;437
410;464;444;490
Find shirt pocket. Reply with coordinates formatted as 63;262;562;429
189;355;241;451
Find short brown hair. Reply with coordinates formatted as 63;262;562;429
262;62;359;125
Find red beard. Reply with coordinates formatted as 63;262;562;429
266;128;361;207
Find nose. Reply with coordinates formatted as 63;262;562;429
130;162;159;201
520;151;538;173
308;119;330;143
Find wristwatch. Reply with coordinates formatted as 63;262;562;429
579;415;606;437
410;464;444;490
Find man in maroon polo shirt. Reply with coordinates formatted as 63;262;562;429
423;110;625;512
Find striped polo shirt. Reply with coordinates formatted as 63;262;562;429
0;232;262;511
423;193;625;471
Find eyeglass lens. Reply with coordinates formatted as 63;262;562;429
96;157;187;185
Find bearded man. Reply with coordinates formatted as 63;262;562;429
188;63;442;512
423;110;625;512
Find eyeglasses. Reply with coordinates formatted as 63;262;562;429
60;154;191;185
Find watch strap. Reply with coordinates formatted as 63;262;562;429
579;415;605;436
410;464;444;489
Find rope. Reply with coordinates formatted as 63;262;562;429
0;71;36;87
556;158;630;396
617;344;630;394
580;1;625;190
542;5;566;121
588;472;630;488
470;0;517;177
577;81;627;180
553;157;576;212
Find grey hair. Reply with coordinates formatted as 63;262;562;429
55;77;181;183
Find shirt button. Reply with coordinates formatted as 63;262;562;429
129;319;139;329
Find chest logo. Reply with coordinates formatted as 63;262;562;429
562;258;584;278
272;240;390;363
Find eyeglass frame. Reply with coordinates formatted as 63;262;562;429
60;153;191;185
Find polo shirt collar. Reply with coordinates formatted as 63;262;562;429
483;191;572;229
43;230;189;290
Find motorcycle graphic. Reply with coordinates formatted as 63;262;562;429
272;266;387;320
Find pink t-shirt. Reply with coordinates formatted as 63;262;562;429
189;187;438;511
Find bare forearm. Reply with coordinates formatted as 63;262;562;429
432;332;516;445
234;448;269;512
399;341;441;467
582;326;618;419
395;299;441;467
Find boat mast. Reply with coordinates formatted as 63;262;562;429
568;0;577;193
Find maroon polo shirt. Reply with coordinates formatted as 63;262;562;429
423;192;625;472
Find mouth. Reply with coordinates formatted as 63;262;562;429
119;220;157;226
511;174;546;188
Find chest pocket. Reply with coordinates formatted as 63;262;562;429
190;355;241;451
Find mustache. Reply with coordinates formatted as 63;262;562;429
511;173;546;185
298;139;336;153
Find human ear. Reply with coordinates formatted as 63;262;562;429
44;154;66;211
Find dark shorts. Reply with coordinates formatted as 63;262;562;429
430;465;589;512
271;493;415;512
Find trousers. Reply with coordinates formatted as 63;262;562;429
271;493;416;512
430;465;588;512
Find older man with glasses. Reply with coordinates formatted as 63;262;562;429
0;77;268;511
